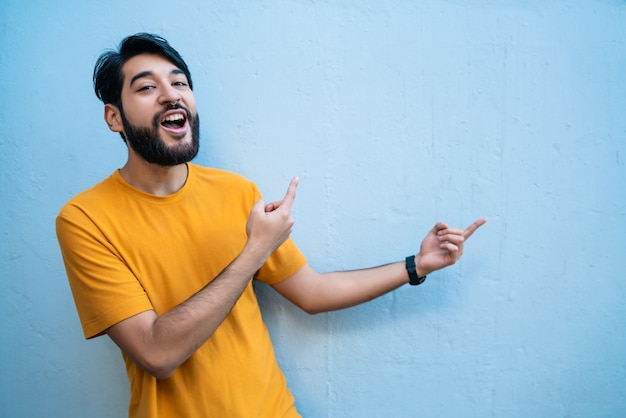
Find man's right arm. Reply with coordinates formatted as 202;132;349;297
106;177;299;380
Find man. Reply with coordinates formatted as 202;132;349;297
56;33;486;418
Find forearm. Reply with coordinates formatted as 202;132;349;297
275;219;487;316
107;242;268;379
276;262;411;315
313;262;409;313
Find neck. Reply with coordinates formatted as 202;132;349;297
120;158;189;196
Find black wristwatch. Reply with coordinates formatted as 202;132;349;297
405;255;426;286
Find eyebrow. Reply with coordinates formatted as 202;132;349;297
129;68;185;88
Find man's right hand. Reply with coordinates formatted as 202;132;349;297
245;176;299;259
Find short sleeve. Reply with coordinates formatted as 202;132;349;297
56;204;154;339
255;238;307;285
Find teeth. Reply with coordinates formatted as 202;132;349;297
163;114;185;122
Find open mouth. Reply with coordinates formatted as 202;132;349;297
160;113;187;130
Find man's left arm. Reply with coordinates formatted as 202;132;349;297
272;218;487;314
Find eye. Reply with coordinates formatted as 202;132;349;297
173;81;188;88
137;85;155;92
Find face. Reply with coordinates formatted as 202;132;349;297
114;54;199;166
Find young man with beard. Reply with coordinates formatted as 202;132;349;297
56;33;486;418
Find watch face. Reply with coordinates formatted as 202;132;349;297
405;255;422;285
406;255;416;270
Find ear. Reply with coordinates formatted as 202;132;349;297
104;103;124;133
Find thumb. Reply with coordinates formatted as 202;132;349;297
430;221;447;235
265;201;279;213
247;199;266;235
252;199;266;213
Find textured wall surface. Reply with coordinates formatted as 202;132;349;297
1;1;625;417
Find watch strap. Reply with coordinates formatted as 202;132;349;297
405;255;426;285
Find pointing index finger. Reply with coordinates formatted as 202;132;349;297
464;217;487;239
280;176;299;212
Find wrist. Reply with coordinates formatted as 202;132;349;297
405;255;427;286
240;240;272;272
414;254;429;278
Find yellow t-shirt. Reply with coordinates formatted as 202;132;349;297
56;164;307;418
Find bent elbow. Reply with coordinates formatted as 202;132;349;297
301;307;318;315
136;354;180;380
150;365;176;380
298;301;326;316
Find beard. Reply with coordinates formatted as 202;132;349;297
120;104;200;167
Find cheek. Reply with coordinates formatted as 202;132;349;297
121;100;155;125
184;93;197;110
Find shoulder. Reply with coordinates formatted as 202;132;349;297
189;164;259;195
190;164;251;183
57;173;120;219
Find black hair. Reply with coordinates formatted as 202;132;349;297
93;33;193;109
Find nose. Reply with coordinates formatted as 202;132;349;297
159;85;181;106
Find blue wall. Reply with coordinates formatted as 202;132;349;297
1;1;625;417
